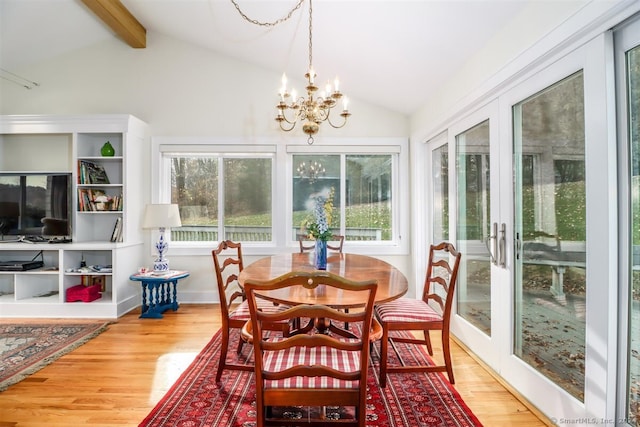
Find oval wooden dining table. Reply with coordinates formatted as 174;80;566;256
238;252;408;309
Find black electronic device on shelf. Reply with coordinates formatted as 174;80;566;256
0;250;45;271
48;237;73;244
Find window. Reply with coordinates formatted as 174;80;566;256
292;154;393;242
152;137;408;255
153;140;276;247
168;155;272;243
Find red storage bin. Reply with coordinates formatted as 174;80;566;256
66;284;101;302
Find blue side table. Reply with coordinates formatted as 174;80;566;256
129;271;189;319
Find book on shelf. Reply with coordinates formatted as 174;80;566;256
78;188;95;211
77;189;122;212
110;194;123;211
110;217;123;242
79;160;110;184
91;265;113;273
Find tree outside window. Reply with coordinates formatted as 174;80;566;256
169;155;272;242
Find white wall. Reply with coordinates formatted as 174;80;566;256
0;32;410;304
409;0;637;140
0;32;408;136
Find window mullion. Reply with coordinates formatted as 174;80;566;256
340;154;346;234
218;156;224;241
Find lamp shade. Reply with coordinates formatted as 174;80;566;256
142;204;182;229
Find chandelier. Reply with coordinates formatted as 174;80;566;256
276;0;351;144
296;160;325;183
232;0;351;145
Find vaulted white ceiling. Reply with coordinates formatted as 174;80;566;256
0;0;590;115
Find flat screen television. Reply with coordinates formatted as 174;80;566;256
0;172;72;239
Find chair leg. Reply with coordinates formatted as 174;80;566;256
423;329;434;355
216;328;230;383
442;329;455;384
379;326;389;388
236;330;245;354
357;387;367;427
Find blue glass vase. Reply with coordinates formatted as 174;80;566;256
315;240;327;270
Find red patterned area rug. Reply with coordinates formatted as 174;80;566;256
0;322;110;391
140;328;483;426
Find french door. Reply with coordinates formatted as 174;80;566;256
429;33;618;420
510;69;589;405
448;101;507;370
615;16;640;427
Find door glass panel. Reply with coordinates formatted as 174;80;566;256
626;43;640;426
456;120;491;335
432;144;449;242
513;71;586;401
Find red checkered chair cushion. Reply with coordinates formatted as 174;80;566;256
375;298;443;323
230;299;289;321
263;338;361;389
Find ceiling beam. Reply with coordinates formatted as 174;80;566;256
80;0;146;48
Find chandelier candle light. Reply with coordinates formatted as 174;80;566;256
142;204;182;273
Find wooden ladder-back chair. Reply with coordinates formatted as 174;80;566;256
374;242;461;387
298;235;345;253
212;240;291;383
242;271;378;427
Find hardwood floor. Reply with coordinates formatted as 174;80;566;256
0;304;550;426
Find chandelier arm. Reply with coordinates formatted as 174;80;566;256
326;113;349;129
231;0;305;27
278;120;297;132
278;108;301;125
313;105;331;123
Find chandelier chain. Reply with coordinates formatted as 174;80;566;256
308;0;313;70
231;0;305;27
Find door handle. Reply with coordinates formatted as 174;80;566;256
484;222;498;266
498;223;506;268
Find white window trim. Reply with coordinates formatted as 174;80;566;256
151;136;410;256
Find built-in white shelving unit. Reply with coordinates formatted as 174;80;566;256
0;115;148;318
